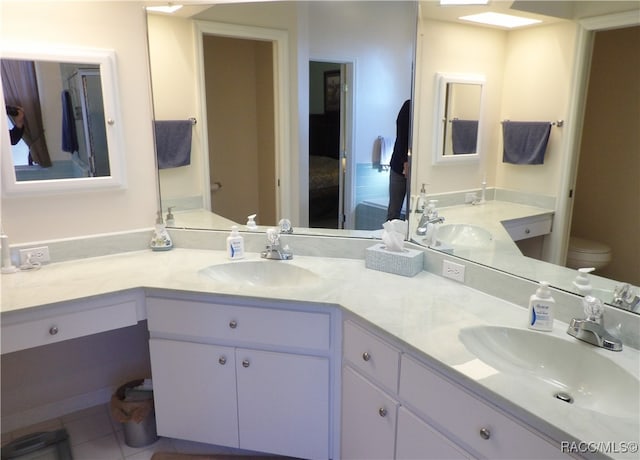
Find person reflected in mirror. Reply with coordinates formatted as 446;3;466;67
387;99;410;221
6;105;25;145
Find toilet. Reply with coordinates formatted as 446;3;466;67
566;236;612;270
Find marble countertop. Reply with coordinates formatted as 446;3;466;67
2;248;638;457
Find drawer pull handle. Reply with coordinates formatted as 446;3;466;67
229;320;238;329
378;407;387;417
219;356;227;365
49;326;59;336
524;228;531;234
479;427;491;440
362;352;371;362
242;359;250;368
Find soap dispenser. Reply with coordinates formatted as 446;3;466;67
528;281;555;331
150;211;173;251
416;183;427;213
165;207;175;227
573;267;595;295
246;214;258;231
226;225;245;260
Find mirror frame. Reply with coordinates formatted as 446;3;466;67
1;43;126;195
432;72;484;165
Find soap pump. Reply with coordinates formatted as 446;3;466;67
165;207;175;227
528;281;555;331
246;214;258;230
416;183;427;213
573;267;595;295
150;211;173;251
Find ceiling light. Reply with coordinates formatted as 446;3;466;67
459;12;542;28
146;4;183;14
440;0;489;5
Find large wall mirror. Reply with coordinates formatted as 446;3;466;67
147;1;417;235
1;44;126;194
413;1;639;315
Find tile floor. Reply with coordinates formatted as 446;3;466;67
1;404;262;460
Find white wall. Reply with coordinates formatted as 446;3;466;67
1;1;157;244
413;18;578;200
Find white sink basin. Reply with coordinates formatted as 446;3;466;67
199;260;321;288
458;325;639;419
434;224;493;248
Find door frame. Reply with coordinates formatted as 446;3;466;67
194;21;290;219
551;10;639;266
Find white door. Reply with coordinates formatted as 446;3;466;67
236;348;330;459
341;366;398;460
149;339;239;447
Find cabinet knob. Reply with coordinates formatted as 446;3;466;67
242;359;250;368
479;427;491;440
219;356;227;365
362;352;371;362
49;326;59;336
378;407;387;417
229;320;238;329
524;228;531;234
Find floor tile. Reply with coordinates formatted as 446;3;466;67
64;409;114;445
71;432;123;460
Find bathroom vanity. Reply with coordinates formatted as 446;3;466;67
2;243;638;460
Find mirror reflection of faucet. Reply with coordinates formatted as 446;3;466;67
416;200;445;246
612;284;640;312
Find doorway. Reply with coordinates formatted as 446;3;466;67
308;60;352;229
202;34;276;226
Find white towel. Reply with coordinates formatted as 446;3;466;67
372;136;394;170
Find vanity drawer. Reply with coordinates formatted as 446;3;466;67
399;355;567;459
1;301;138;354
146;297;330;351
503;214;553;241
343;320;401;392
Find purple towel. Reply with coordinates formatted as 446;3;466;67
502;121;551;165
451;119;478;154
154;120;192;169
61;90;79;153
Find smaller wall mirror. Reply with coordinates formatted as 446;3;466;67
432;72;484;164
1;44;125;194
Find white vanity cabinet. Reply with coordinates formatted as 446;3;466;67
146;296;332;460
1;291;142;354
341;320;465;460
502;213;553;241
342;319;569;460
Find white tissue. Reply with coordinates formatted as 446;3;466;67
381;219;407;252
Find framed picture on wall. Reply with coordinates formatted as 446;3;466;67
324;70;340;112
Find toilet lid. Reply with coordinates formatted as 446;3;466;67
568;236;611;254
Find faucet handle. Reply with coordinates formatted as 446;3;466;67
583;295;604;321
266;228;280;245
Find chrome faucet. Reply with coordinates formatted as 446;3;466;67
567;296;622;351
261;228;293;260
612;283;640;312
416;201;445;236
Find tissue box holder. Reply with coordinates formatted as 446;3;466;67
365;243;423;277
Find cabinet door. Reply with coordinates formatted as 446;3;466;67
396;407;470;460
149;339;239;447
342;366;398;460
236;348;329;460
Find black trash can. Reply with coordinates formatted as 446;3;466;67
110;379;158;448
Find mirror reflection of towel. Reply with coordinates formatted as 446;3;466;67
154;120;192;169
372;136;393;170
451;119;478;154
61;90;79;153
502;121;551;165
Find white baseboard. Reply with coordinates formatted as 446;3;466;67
1;386;115;434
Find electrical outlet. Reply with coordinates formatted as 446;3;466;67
442;259;465;282
465;192;478;204
19;246;50;265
